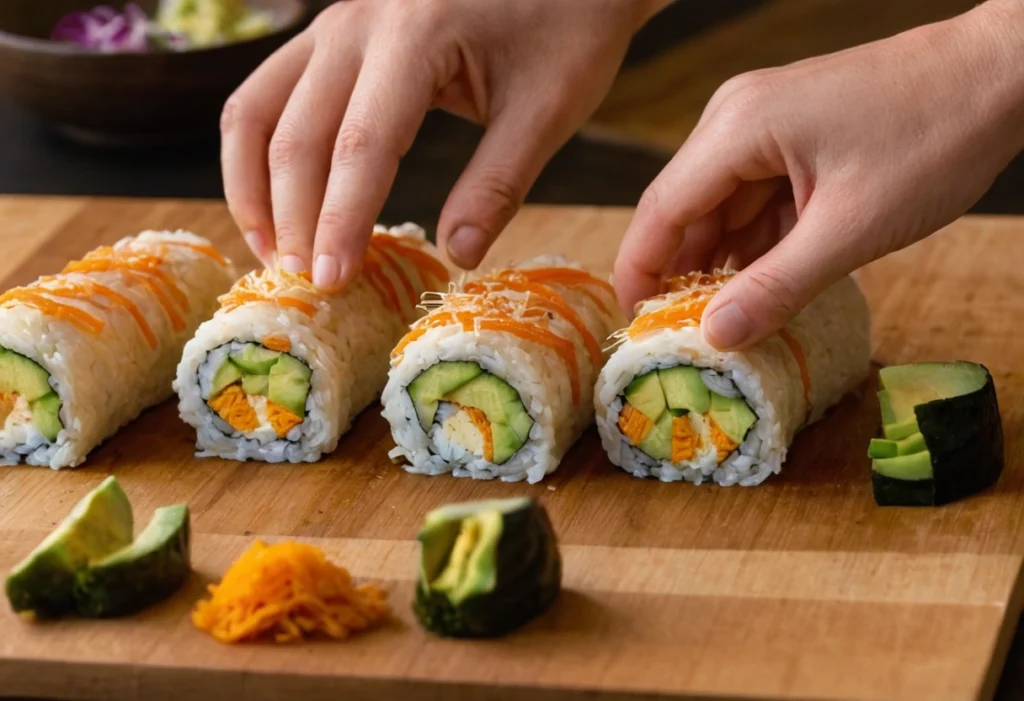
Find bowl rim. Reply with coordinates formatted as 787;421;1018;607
0;0;308;56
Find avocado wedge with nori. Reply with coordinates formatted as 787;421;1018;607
869;362;1003;506
73;504;191;618
413;497;561;638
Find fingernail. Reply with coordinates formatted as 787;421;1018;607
447;226;486;269
703;302;753;350
280;254;305;274
313;254;340;289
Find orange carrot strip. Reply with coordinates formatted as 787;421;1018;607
161;240;229;266
125;271;186;331
709;419;740;463
43;280;158;349
373;236;450;289
617;404;653;445
363;251;402;314
671;415;700;463
519;267;615;315
262;335;292;353
391;312;457;359
462;406;494;462
372;242;419;312
0;289;104;335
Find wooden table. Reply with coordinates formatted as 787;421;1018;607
0;197;1022;701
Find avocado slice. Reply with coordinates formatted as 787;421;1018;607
5;476;133;618
658;365;710;414
867;432;928;460
210;359;243;397
30;393;63;442
414;497;561;638
241;374;269;396
869;362;1003;506
872;451;933;481
624;370;666;422
229;344;282;375
0;349;54;402
444;372;535;465
267;353;312;418
407;361;483;430
637;411;673;461
73;504;191;618
708;393;757;444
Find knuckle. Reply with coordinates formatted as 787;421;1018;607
268;123;307;172
471;167;525;220
745;266;802;317
332;120;374;167
220;93;249;135
316;206;349;237
312;1;349;30
638;183;687;232
274;224;307;250
714;74;775;127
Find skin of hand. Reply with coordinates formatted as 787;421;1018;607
221;0;671;291
613;0;1024;350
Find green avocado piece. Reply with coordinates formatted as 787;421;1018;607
229;344;282;375
897;432;928;455
658;365;710;414
241;374;269;396
637;411;673;461
30;393;63;442
5;476;133;618
0;349;53;402
872;451;934;481
73;504;191;618
708;392;757;443
883;418;920;441
414;497;561;638
878;390;897;426
879;362;989;425
407;362;484;430
868;432;929;460
444;372;534;464
624;370;666;422
267;354;312;418
210;359;242;397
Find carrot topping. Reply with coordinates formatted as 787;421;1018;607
391;311;456;359
519;267;615;315
617;404;654;445
627;298;708;338
372;243;419;313
0;289;105;335
709;419;740;463
0;392;15;425
262;335;292;353
126;271;186;331
41;280;158;349
671;415;701;463
476;317;580;404
462;405;494;462
266;400;303;438
372;235;450;289
208;385;259;433
191;540;390;644
778;328;811;417
161;240;230;266
363;249;403;315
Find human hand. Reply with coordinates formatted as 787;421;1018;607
222;0;669;290
614;0;1024;349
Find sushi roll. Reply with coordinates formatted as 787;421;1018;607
0;231;236;469
382;256;625;483
596;270;871;486
174;223;449;463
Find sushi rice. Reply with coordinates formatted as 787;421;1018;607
0;231;236;469
382;255;626;483
596;270;871;486
174;223;449;463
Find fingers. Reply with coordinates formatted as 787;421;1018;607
221;32;314;267
269;38;363;275
437;99;575;270
311;44;440;291
700;196;854;351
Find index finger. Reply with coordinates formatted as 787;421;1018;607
310;45;441;291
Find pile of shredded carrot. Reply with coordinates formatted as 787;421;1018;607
218;233;449;322
192;540;390;644
391;266;614;406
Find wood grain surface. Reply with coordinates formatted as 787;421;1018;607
0;197;1022;701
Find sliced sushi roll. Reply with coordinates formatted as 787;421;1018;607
174;223;449;463
596;270;871;486
382;256;625;483
0;232;236;469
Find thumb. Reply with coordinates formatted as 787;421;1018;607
700;197;861;350
437;100;572;270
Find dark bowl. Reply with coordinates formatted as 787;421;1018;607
0;0;309;148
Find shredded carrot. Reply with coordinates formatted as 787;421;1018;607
126;271;186;331
372;235;451;289
40;279;158;349
371;243;419;313
363;249;403;315
709;419;740;463
266;400;303;438
192;540;390;644
617;404;654;445
627;299;707;338
671;415;701;463
261;336;292;353
161;240;230;266
0;392;15;425
519;267;615;315
460;405;494;462
0;289;105;335
208;385;259;433
778;328;811;418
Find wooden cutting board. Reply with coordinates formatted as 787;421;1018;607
0;196;1022;701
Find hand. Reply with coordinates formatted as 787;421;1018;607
613;0;1024;349
222;0;667;290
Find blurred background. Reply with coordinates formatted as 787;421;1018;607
0;0;1020;233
